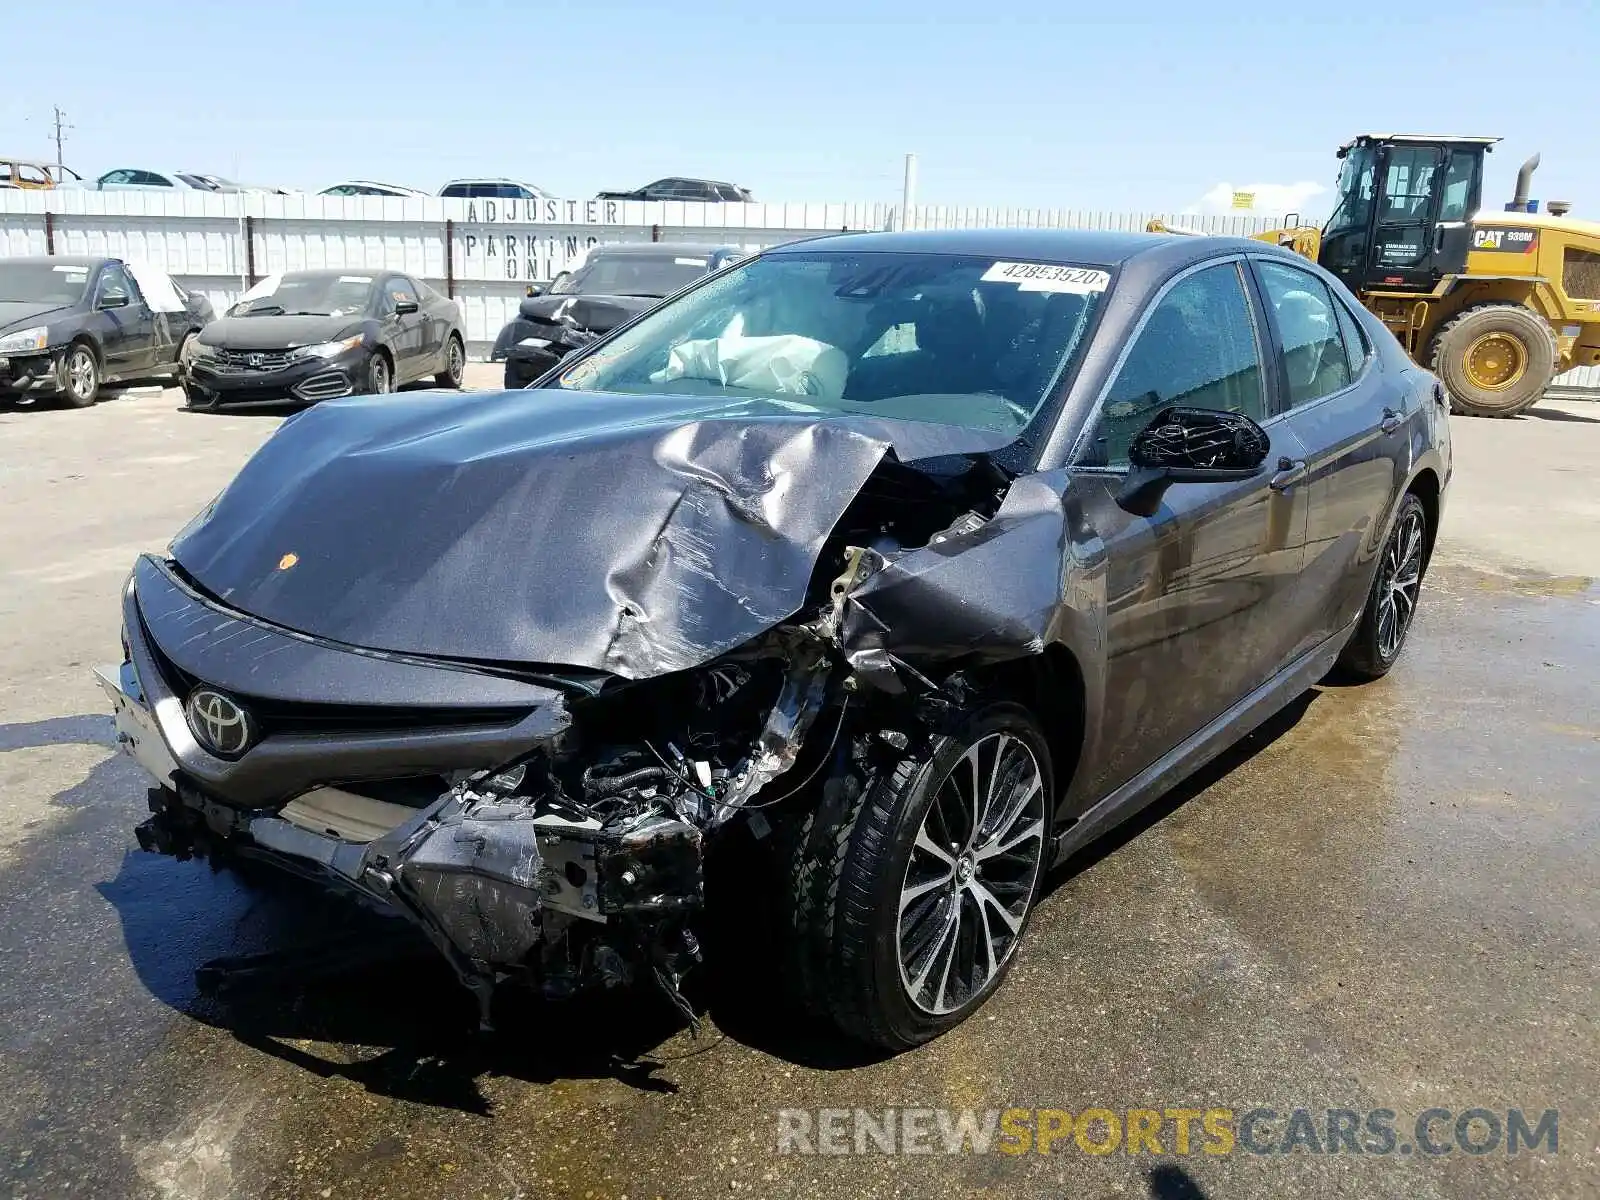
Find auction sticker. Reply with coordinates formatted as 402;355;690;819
982;262;1110;293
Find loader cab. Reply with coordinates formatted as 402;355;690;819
1319;134;1496;294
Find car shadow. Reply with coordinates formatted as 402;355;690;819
1527;403;1600;424
91;688;1323;1110
1147;1163;1212;1199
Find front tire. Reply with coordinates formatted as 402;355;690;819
364;351;392;396
1429;303;1556;417
779;702;1051;1051
1335;492;1428;681
61;342;101;408
434;334;465;388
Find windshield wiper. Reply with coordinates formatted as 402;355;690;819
614;291;667;298
242;304;284;316
282;310;334;316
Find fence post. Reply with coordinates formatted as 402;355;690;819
43;210;54;255
244;215;257;286
444;218;455;298
651;223;661;243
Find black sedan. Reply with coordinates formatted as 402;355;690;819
490;243;744;388
182;269;465;410
98;228;1449;1050
0;256;213;407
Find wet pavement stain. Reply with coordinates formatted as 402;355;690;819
0;560;1596;1199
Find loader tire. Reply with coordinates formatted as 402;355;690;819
1429;303;1557;417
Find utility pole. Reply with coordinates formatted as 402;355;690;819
51;106;72;170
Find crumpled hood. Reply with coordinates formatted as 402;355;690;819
169;388;1011;679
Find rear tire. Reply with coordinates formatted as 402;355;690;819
434;334;465;389
60;342;101;408
1429;303;1556;417
778;702;1051;1051
1334;492;1428;681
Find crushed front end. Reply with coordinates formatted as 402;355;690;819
101;555;847;1026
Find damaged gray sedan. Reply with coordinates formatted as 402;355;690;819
99;228;1450;1050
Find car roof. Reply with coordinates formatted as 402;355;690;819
764;227;1194;268
587;242;740;257
277;268;393;280
0;254;113;269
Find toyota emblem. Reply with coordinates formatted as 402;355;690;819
184;688;254;757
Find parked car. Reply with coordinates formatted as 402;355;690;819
0;158;83;189
490;243;745;387
320;181;431;198
0;256;214;407
597;177;753;202
99;228;1450;1050
438;178;550;200
180;269;464;409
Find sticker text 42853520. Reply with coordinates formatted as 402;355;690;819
981;262;1111;294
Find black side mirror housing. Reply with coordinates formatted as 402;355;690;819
1116;406;1270;517
99;292;130;310
393;298;420;315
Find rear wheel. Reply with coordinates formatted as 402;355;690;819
779;702;1051;1051
61;342;101;408
434;334;465;388
1334;492;1428;681
1429;303;1556;417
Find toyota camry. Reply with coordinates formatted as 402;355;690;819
99;228;1449;1050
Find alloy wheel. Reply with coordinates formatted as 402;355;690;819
447;338;463;384
67;347;97;401
1376;507;1425;660
370;356;391;394
897;732;1046;1016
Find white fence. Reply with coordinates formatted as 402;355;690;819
1;189;1595;395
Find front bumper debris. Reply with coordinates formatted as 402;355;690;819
100;556;712;1026
0;349;68;400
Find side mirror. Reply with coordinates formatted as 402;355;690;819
392;297;420;315
99;290;130;310
524;283;545;298
1116;405;1270;517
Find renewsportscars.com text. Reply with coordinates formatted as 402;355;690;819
776;1106;1558;1158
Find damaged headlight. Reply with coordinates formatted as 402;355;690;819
0;326;48;355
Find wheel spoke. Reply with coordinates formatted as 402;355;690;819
969;878;1024;937
914;827;956;870
976;814;1044;863
900;871;950;915
907;901;959;999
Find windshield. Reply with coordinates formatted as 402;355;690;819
0;262;92;305
231;274;374;317
1323;145;1377;236
550;252;714;298
552;250;1108;434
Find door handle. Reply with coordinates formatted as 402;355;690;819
1380;406;1404;434
1269;456;1307;492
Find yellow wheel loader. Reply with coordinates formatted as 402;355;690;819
1153;134;1600;416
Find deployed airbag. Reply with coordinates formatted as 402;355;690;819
650;334;849;399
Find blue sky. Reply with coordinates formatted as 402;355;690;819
9;0;1597;215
